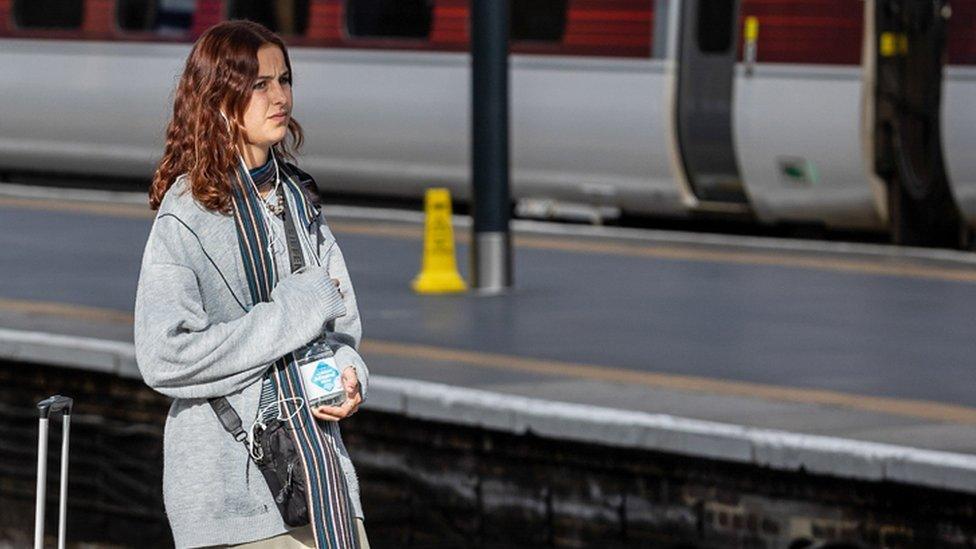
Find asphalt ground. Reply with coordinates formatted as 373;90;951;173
2;187;976;456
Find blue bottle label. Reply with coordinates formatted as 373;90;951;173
312;361;340;391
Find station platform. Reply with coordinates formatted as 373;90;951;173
3;183;976;494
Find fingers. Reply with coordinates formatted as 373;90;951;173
311;406;344;422
341;366;359;392
312;390;362;422
312;367;362;422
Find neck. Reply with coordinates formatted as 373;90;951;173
242;144;271;169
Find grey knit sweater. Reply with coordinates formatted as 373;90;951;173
133;175;368;548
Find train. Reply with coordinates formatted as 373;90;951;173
0;0;974;247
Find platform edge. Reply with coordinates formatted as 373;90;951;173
2;328;975;495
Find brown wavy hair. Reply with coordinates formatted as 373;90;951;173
150;20;304;213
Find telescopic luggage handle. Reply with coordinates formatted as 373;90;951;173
37;395;73;419
34;395;73;549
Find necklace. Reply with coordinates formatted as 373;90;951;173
237;151;283;255
261;155;285;216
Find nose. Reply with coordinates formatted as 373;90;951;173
270;81;287;106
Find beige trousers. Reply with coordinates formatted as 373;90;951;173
222;519;370;549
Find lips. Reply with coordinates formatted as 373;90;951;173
269;112;289;121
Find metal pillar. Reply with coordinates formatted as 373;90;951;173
471;0;512;293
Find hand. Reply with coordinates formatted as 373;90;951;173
311;366;361;421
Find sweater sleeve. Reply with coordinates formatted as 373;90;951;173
319;217;369;400
134;216;347;400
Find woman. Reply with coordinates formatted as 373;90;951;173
134;21;370;548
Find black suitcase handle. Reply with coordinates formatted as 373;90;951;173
37;395;73;419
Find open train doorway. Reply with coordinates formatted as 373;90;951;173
874;0;964;246
673;0;750;211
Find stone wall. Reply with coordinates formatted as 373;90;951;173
1;360;974;548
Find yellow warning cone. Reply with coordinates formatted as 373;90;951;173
412;188;468;294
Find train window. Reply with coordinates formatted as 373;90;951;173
230;0;310;35
696;1;734;53
13;0;83;29
118;0;197;34
511;0;567;42
345;0;433;39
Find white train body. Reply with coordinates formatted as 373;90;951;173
0;0;971;245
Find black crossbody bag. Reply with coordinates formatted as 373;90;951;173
209;181;321;527
211;395;310;526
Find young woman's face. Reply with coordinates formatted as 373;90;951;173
242;44;292;161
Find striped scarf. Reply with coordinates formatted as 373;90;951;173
229;161;360;549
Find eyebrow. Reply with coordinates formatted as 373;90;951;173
256;71;291;81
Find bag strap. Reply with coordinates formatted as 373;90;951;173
279;181;306;275
278;165;329;334
279;161;323;255
210;395;248;444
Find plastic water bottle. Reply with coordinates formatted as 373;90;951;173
293;337;347;408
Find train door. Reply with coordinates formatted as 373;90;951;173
672;0;750;211
732;1;883;231
941;1;976;236
874;0;963;246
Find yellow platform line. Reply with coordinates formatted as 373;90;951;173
0;196;153;219
3;297;974;425
6;195;976;283
0;298;135;324
331;220;976;284
513;235;976;284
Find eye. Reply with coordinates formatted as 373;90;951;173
280;75;292;86
252;80;267;90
